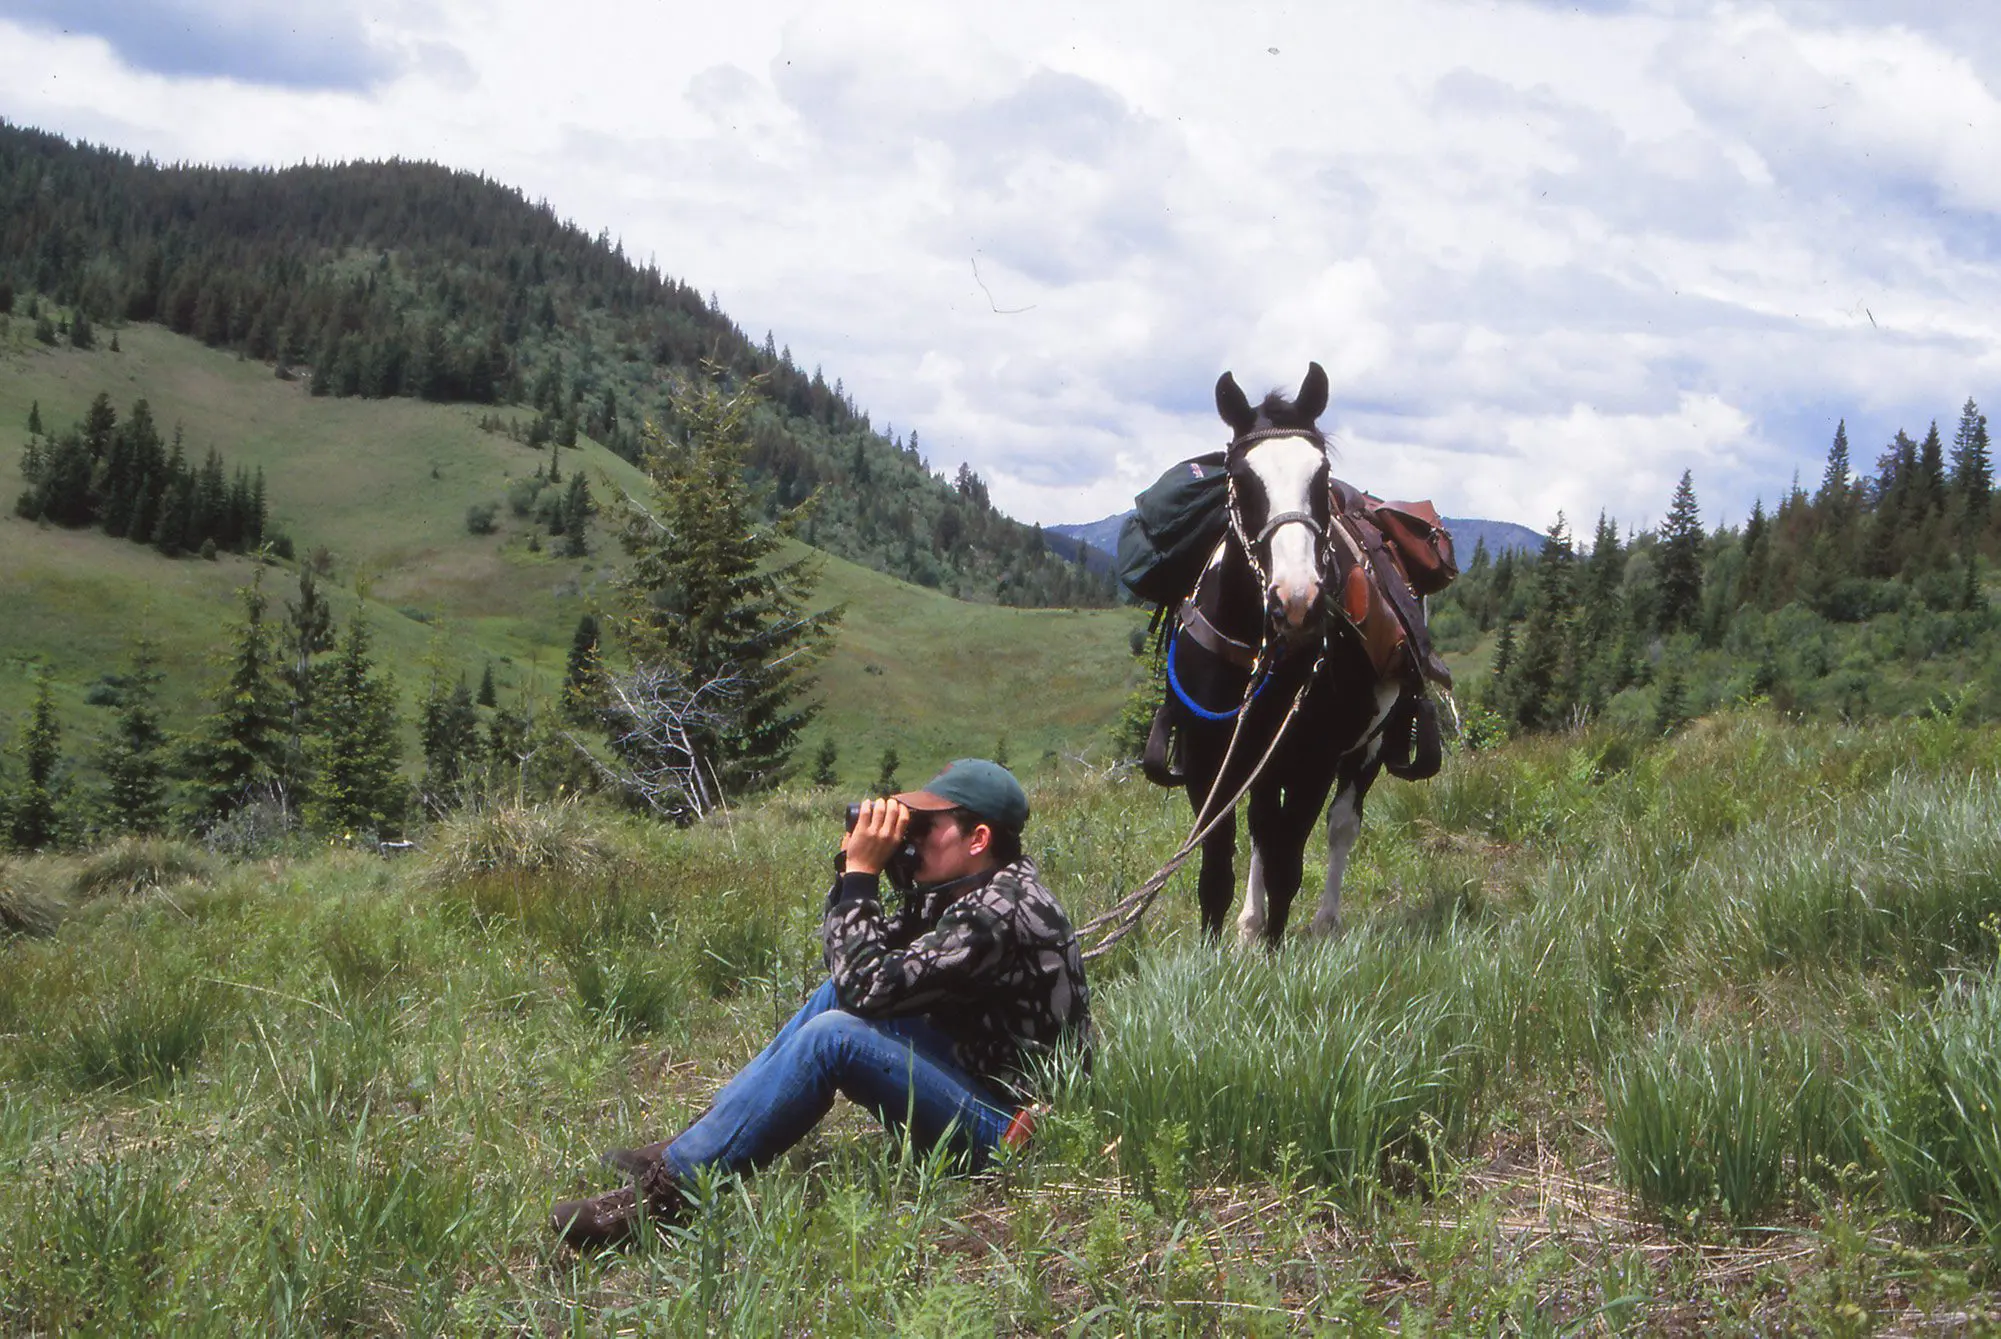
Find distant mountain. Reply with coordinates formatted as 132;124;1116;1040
1040;528;1117;578
1047;515;1128;565
1048;511;1543;575
1443;517;1543;559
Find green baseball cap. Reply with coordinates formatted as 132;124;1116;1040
894;759;1029;832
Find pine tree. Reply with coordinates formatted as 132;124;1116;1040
99;638;169;834
1918;421;1947;515
1653;664;1689;736
7;669;65;851
26;401;41;437
418;668;484;812
811;736;839;787
184;571;285;819
477;662;497;707
563;613;601;723
1740;498;1771;608
1575;512;1627;706
303;618;406;834
1817;420;1852;511
874;745;900;797
560;472;593;558
1657;471;1704;633
1951;398;1991;538
610;367;838;796
484;698;530;787
1506;517;1578;731
279;570;335;799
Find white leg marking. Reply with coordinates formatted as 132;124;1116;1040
1236;847;1268;946
1311;683;1396;938
1309;787;1360;937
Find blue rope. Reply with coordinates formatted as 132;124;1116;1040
1167;628;1273;722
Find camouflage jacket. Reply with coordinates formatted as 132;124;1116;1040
821;857;1093;1101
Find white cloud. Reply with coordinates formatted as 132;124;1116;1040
4;0;2001;535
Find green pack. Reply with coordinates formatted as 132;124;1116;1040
1116;452;1228;607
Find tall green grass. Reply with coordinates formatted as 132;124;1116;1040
1687;772;2001;982
1603;1023;1793;1226
68;835;215;901
1081;938;1487;1204
5;710;2001;1329
1856;968;2001;1254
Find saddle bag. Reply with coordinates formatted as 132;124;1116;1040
1367;499;1458;597
1117;453;1229;607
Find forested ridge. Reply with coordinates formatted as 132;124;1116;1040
1437;404;2001;732
0;119;1111;607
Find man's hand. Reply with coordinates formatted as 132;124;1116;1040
841;798;909;877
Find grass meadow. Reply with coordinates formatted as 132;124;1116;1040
7;707;2001;1333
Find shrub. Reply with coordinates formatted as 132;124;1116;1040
0;859;62;936
465;502;498;535
69;836;214;901
424;796;637;883
201;795;297;858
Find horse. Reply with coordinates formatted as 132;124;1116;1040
1166;362;1405;945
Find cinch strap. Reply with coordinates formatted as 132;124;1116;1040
1166;629;1273;722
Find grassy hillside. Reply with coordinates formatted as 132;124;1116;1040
0;319;1145;788
6;711;2001;1331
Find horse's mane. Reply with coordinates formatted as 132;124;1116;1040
1256;389;1321;431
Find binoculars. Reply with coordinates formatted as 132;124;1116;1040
843;801;926;890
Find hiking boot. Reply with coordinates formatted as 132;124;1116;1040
600;1138;674;1179
551;1184;640;1250
550;1161;690;1250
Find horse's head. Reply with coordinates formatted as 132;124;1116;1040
1214;362;1332;642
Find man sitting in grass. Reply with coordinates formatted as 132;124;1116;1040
552;759;1094;1248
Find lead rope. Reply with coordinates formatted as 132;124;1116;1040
1078;634;1329;961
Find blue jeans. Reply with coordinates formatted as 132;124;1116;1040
661;978;1016;1180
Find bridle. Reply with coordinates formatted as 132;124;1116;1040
1223;428;1334;614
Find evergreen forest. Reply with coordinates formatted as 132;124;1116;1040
1433;404;2001;733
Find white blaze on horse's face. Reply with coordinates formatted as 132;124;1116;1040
1244;436;1327;635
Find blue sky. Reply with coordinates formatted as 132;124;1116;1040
3;0;2000;536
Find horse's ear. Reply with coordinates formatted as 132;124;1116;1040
1296;362;1329;423
1215;372;1255;433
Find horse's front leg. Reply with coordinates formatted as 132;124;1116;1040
1241;777;1326;946
1309;756;1381;938
1194;808;1238;941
